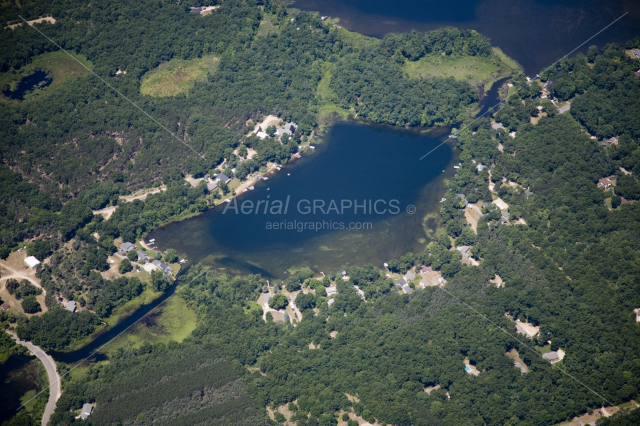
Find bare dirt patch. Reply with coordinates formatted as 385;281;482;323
253;115;280;133
464;203;483;233
490;274;504;287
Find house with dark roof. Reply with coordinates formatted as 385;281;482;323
119;242;136;253
215;173;231;184
189;7;202;13
137;251;149;262
151;260;172;274
402;283;413;294
456;246;471;259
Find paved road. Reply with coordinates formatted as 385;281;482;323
9;333;61;426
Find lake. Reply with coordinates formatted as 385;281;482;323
149;122;455;278
292;0;640;75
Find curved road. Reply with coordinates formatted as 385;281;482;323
9;333;61;426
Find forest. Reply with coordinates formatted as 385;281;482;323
1;0;640;425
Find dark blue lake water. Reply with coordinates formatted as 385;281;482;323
2;69;52;100
293;0;640;74
149;122;454;278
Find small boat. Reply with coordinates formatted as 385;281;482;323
287;173;290;176
308;145;315;149
263;177;269;180
249;186;254;190
267;188;270;191
454;166;459;169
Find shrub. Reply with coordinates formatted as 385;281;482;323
119;258;133;274
21;295;42;314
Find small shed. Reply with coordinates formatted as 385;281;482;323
66;301;77;313
1;304;10;311
24;256;40;269
326;286;338;297
80;403;93;419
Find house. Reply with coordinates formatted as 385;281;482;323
80;403;93;419
137;251;149;262
326;286;338;297
207;180;218;192
402;283;413;294
621;197;630;205
151;260;172;274
119;242;135;253
542;351;560;361
1;304;10;311
24;256;40;269
597;177;612;189
456;246;471;259
500;211;510;225
189;7;202;13
397;279;407;288
215;173;231;184
634;308;640;322
635;70;640;77
491;122;504;130
633;49;640;59
477;163;486;172
256;131;268;139
404;270;416;281
419;278;429;287
420;265;431;274
66;301;77;312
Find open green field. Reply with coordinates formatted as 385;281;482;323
0;51;93;102
140;55;219;97
105;295;197;354
404;47;521;90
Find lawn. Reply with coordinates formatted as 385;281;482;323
140;55;219;97
105;295;198;354
0;51;92;103
404;47;521;90
256;13;277;37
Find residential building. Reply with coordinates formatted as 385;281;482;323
66;301;77;312
634;308;640;322
215;173;231;184
119;242;135;252
542;351;560;361
1;304;10;311
326;286;338;297
515;321;540;338
80;403;93;419
420;265;431;274
151;260;172;274
404;270;416;281
456;246;471;259
402;283;413;294
597;178;612;189
137;251;149;262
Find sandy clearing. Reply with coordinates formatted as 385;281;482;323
252;115;280;133
1;251;47;314
492;197;509;211
464;203;483;233
490;274;504;287
506;349;529;373
93;186;167;219
6;16;55;30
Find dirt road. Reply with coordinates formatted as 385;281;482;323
8;333;61;426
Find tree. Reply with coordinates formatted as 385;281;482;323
21;295;42;314
163;249;178;263
219;180;229;195
27;240;52;260
269;294;288;310
0;245;9;260
151;269;170;291
266;125;276;137
295;292;316;311
119;258;133;274
127;250;138;262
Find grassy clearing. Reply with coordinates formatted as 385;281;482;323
0;51;92;103
404;47;521;90
106;296;197;354
313;62;351;134
244;301;262;315
140;55;219;97
257;13;277;37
